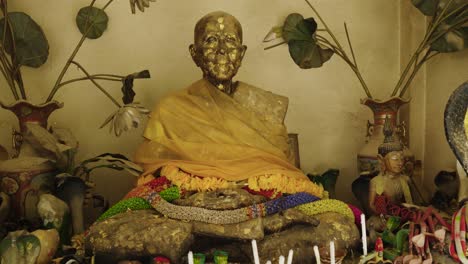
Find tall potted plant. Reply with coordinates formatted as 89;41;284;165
264;0;467;172
0;0;155;220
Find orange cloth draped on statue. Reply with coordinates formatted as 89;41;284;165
134;79;324;197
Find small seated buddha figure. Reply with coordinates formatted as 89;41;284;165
133;11;323;198
369;117;413;215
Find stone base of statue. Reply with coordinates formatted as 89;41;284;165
85;190;359;263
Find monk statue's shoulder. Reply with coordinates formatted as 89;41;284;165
233;82;289;124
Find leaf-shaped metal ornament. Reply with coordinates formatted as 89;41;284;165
430;26;468;52
76;6;108;39
74;153;143;178
282;13;317;42
289;40;334;69
0;12;49;68
282;14;332;69
444;81;468;175
23;123;64;160
52;127;79;150
411;0;439;16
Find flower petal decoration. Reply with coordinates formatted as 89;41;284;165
100;103;150;137
129;0;156;14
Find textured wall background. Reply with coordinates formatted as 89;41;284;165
0;0;465;206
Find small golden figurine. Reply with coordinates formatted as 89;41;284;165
369;116;413;215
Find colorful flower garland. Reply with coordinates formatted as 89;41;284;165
100;177;358;225
296;199;354;220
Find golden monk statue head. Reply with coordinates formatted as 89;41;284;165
189;11;247;94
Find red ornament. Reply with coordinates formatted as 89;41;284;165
375;237;384;252
154;256;171;264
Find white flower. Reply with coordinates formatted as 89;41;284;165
100;103;150;137
129;0;156;14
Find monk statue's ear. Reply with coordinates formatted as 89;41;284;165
189;44;199;67
240;45;247;61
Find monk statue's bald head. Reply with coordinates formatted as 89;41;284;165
190;11;247;94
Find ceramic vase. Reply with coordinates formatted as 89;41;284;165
357;97;414;175
0;100;62;220
352;97;415;214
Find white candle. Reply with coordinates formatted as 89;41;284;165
287;249;294;264
279;255;285;264
313;245;321;264
251;239;260;264
188;251;194;264
266;261;272;264
361;214;368;256
330;241;335;264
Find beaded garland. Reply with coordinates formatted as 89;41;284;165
120;177;324;225
145;191;319;225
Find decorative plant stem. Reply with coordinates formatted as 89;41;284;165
46;35;88;102
344;23;358;68
0;1;19;100
46;0;115;102
398;49;435;97
304;0;372;98
58;74;124;88
70;61;121;108
392;0;465;97
263;40;287;50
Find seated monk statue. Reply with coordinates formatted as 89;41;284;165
369;116;413;215
133;11;324;198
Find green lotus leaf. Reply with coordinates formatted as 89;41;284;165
411;0;438;16
76;6;108;39
282;13;317;42
431;25;468;52
288;39;334;69
0;12;49;68
440;0;468;18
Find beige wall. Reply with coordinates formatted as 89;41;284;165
401;1;468;197
4;0;454;205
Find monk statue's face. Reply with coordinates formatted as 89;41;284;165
379;151;405;176
190;12;247;83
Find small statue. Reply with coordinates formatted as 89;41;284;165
369;116;413;215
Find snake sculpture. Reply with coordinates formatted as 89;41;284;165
444;81;468;263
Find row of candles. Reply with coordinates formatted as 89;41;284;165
187;213;370;264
